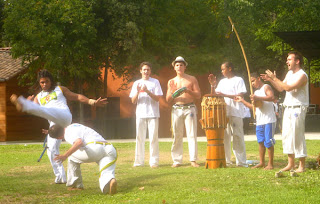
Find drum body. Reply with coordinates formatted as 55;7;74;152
200;95;227;169
205;129;226;169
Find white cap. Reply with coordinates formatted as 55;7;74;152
172;56;188;67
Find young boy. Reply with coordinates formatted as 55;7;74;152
235;73;276;170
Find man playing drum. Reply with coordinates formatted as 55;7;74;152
208;62;248;167
166;56;201;168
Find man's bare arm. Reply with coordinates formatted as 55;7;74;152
54;138;83;163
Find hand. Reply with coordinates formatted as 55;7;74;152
184;88;190;95
137;83;142;92
260;73;271;81
95;97;108;107
208;74;217;87
140;84;148;92
215;91;222;96
42;129;48;135
249;94;257;101
264;69;276;80
54;154;67;163
169;80;177;92
234;96;243;102
27;95;35;101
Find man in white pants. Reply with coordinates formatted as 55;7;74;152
261;51;308;173
166;56;201;168
48;123;117;194
129;62;163;168
208;62;248;167
10;69;107;184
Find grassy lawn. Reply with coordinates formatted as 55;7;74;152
0;140;320;203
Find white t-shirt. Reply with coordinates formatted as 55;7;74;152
254;84;276;125
243;106;251;118
64;123;106;147
129;77;163;118
283;69;309;106
215;76;247;118
37;86;70;110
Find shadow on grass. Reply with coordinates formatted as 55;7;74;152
119;171;178;193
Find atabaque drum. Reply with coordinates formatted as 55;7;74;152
199;94;227;169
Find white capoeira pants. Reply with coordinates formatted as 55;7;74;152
225;116;247;166
67;143;117;192
134;118;159;167
17;96;72;127
18;96;72;183
282;106;307;158
171;105;198;165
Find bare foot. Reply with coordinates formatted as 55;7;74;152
191;161;200;167
281;165;294;172
264;165;274;170
251;163;264;169
10;94;22;112
296;168;306;173
172;164;181;168
104;178;117;195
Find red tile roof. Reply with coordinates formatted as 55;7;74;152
0;47;27;82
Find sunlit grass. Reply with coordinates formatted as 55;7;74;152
0;140;320;203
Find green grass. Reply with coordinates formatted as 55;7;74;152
1;140;320;203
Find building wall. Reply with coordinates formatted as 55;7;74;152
0;83;6;141
310;83;320;108
104;67;211;138
4;77;48;141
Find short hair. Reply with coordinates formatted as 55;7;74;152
222;62;234;70
288;51;304;66
250;72;260;78
139;62;152;70
48;125;64;139
37;69;57;92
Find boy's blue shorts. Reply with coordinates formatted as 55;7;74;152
256;123;275;148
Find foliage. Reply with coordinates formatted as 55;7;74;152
1;140;320;203
2;0;320;90
204;0;320;82
138;0;225;74
3;0;142;90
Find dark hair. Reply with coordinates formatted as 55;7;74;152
250;72;260;78
222;62;234;70
48;125;64;139
288;51;304;66
37;69;56;92
139;62;152;70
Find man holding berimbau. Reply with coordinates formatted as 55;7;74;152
166;56;201;168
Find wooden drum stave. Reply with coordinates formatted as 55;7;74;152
199;94;227;169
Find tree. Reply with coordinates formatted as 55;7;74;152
3;0;142;90
138;0;227;74
0;0;4;46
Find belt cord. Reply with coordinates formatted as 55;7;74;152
99;146;117;177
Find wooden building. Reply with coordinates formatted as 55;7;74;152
0;48;48;141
